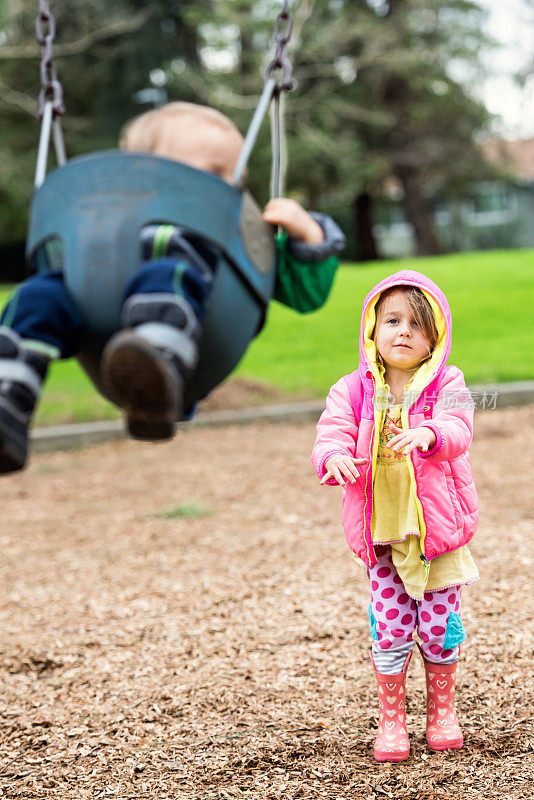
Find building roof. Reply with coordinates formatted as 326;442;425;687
481;137;534;182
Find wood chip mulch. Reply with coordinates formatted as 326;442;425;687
0;404;532;799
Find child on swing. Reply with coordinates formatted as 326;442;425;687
311;271;479;761
0;101;345;473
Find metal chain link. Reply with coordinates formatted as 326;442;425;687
36;0;65;118
264;0;294;92
231;1;296;188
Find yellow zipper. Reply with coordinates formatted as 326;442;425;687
363;375;382;565
401;404;428;560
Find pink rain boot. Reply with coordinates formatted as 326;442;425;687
424;659;463;751
370;650;412;762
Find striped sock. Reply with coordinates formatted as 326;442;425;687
372;641;415;674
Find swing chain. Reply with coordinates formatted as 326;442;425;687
231;1;294;187
36;0;65;119
265;0;294;92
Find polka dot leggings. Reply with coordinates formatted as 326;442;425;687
369;544;462;674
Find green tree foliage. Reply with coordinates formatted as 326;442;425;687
352;0;495;255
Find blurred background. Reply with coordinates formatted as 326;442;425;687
0;0;533;423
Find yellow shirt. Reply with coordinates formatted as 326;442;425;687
371;403;478;599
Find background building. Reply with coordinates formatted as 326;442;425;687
375;138;534;258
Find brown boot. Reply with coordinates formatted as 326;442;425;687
370;650;412;762
424;658;463;751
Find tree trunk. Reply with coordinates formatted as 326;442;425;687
353;191;381;262
305;182;320;211
379;1;442;258
394;164;442;256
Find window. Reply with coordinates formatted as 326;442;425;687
464;183;518;226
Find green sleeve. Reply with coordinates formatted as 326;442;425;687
273;230;339;314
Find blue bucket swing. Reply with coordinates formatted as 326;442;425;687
26;1;294;410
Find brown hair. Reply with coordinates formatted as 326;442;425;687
119;101;241;153
372;285;438;367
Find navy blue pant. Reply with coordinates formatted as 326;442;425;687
0;259;212;359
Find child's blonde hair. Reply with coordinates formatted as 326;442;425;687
119;101;242;153
373;285;438;367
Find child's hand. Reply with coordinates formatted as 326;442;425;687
263;198;325;244
387;422;437;455
320;454;368;486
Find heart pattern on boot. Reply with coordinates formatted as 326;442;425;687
425;662;463;751
372;654;411;762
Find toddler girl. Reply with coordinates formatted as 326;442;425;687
311;270;479;762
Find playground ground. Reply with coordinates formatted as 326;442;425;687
0;404;532;799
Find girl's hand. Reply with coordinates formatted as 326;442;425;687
320;455;368;486
262;198;325;244
387;422;437;455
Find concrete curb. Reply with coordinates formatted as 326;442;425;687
30;381;534;454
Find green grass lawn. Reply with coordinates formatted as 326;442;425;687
2;247;532;426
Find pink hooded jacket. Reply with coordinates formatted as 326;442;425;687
311;270;478;567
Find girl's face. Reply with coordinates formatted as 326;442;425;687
374;290;431;372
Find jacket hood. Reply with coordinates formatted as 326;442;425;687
358;269;452;400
